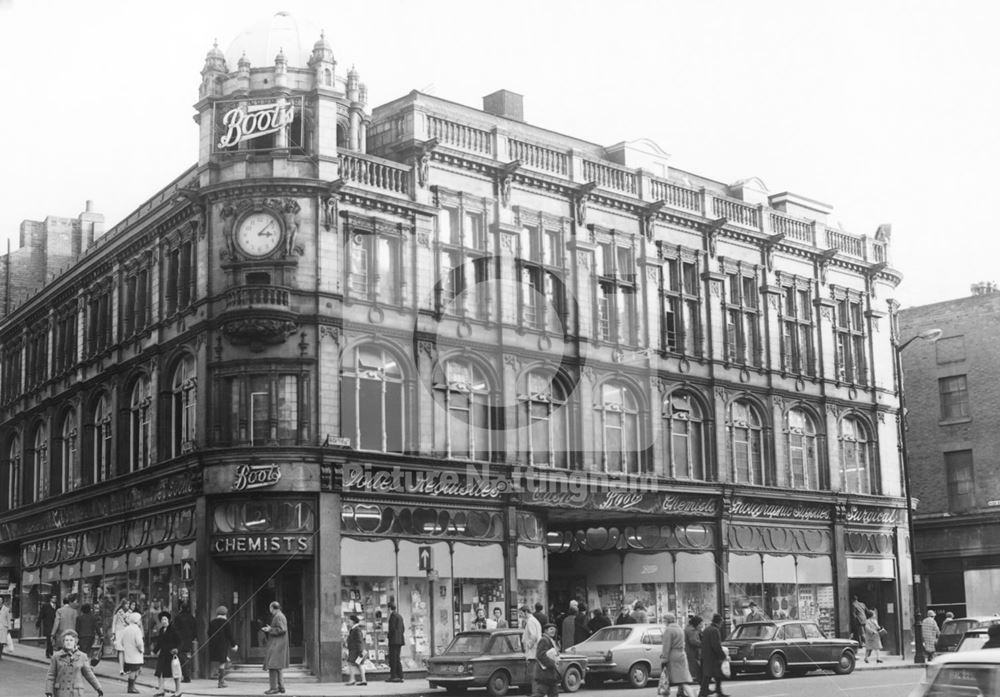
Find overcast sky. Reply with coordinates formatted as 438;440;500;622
1;0;996;309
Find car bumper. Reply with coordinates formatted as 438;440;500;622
581;661;619;672
427;676;477;686
733;658;768;670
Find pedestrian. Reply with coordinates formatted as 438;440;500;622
262;600;289;694
172;602;197;683
492;607;509;629
39;594;58;658
684;615;703;685
616;602;635;625
660;612;694;697
561;602;578;647
44;628;104;697
587;608;612;634
52;594;80;654
533;603;549;627
0;596;11;659
386;600;405;682
345;614;367;686
120;612;145;694
850;596;868;643
921;609;939;661
745;601;767;623
472;607;489;629
863;609;884;664
111;600;130;675
75;604;102;660
631;601;649;624
574;602;591;644
152;610;182;697
699;613;729;697
531;623;561;697
207;606;238;689
982;624;1000;649
520;605;542;660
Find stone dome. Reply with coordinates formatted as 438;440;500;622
226;11;325;70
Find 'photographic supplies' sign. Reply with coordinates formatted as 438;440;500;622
214;97;302;151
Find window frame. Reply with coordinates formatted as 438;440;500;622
938;375;970;422
593;229;639;346
723;268;762;367
661;389;706;480
660;248;703;357
839;415;876;494
435;194;491;320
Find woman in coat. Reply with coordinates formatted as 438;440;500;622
151;611;181;697
345;614;367;686
683;615;703;684
45;629;103;697
111;600;130;675
862;609;883;663
119;612;145;694
699;614;728;697
262;601;289;694
0;596;11;659
660;613;694;697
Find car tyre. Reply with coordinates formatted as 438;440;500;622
486;669;511;697
833;650;856;675
768;653;787;679
561;665;583;693
627;662;650;688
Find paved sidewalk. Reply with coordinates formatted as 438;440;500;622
6;640;922;696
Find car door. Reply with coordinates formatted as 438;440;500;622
494;634;526;685
641;628;663;676
780;623;808;665
800;622;831;663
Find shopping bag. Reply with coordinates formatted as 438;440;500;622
90;639;102;667
657;668;669;696
171;654;183;680
5;635;15;654
720;658;731;678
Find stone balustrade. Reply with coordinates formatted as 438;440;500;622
507;138;569;176
224;285;291;309
427;115;493;155
339;152;410;194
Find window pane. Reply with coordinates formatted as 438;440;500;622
277;376;297;443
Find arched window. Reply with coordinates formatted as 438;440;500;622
433;359;492;461
2;435;20;511
840;415;875;494
92;394;112;484
171;355;197;458
341;345;405;452
786;408;819;489
662;390;706;480
130;375;152;471
521;370;570;468
728;399;765;485
596;381;640;474
336;122;348;149
30;423;48;503
60;408;79;493
323;68;333;87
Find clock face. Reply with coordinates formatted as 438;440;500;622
235;211;282;256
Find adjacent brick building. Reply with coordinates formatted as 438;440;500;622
899;284;1000;618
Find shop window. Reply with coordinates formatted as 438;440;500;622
128;376;152;472
595;381;641;474
170;355;197;458
839;415;876;495
520;370;572;469
944;450;975;511
341;345;405;452
661;390;706;480
433;359;494;461
785;407;821;490
939;375;970;421
728;399;767;485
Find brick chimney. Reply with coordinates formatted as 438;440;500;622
482;89;524;121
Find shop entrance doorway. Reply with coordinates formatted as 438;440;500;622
849;578;899;654
239;563;305;664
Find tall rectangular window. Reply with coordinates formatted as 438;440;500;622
595;236;638;344
661;255;701;355
781;284;814;375
517;219;565;331
834;296;867;385
944;450;974;511
437;203;490;319
724;271;761;366
939;375;970;421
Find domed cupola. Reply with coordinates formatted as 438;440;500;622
309;30;336;89
200;40;228;98
226;11;322;70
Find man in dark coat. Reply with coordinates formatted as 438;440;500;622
38;595;57;658
173;602;198;682
560;603;578;648
531;624;561;697
207;606;238;688
386;601;405;682
533;603;549;628
699;614;729;697
573;602;591;646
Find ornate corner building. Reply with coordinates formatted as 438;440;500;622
0;12;908;681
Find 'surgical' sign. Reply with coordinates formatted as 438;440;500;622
216;99;296;149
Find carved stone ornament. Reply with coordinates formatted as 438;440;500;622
221;318;298;347
709;280;723;297
319;325;342;345
416;138;439;189
576;250;590;270
574;182;597;225
418;339;437;362
705;218;726;258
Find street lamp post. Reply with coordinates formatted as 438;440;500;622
894;327;942;664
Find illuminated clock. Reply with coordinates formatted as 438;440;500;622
235;211;282;257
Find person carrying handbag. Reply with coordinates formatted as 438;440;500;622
863;609;884;663
345;614;367;686
531;624;561;697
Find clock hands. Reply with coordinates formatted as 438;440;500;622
258;221;276;238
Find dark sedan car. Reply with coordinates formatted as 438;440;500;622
723;620;856;679
426;629;587;696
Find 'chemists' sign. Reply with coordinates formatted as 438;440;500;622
213;96;303;151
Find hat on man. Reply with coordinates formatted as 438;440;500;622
543;623;557;631
215;606;229;616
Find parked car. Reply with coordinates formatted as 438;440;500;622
566;623;664;688
426;629;587;696
935;615;1000;653
909;648;1000;696
954;627;991;653
722;620;856;679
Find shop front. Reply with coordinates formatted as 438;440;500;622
844;504;905;654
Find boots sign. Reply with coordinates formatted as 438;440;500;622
214;97;301;151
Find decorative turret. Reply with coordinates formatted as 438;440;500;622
309;30;336;89
200;40;227;98
347;66;360;102
359;83;368;107
275;47;288;89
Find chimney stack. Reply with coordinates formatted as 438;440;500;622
483;89;524;121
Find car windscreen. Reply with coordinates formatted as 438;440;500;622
589;627;633;642
942;620;978;636
444;634;490;655
922;663;1000;695
730;623;777;640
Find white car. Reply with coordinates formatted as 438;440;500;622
909;648;1000;696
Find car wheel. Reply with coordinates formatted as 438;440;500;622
486;669;511;697
768;653;787;679
627;662;650;688
833;650;856;675
562;665;583;693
